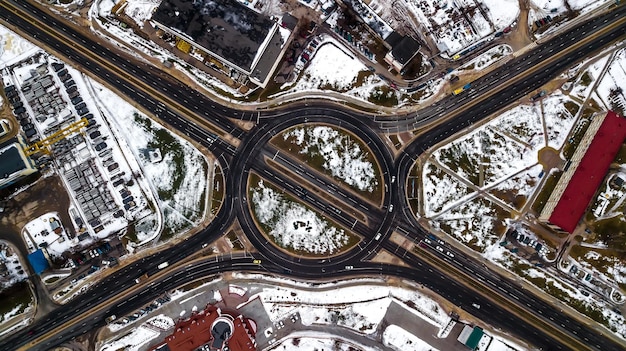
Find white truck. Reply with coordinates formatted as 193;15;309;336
157;262;169;270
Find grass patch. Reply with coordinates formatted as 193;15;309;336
579;72;592;86
133;113;184;202
590;216;626;253
368;86;398;107
43;276;60;284
0;282;32;323
562;119;590;159
563;101;580;117
532;171;563;214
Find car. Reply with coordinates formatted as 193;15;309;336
253;259;262;264
71;97;83;105
445;251;455;258
302;52;310;60
24;129;37;138
89;130;101;140
436;246;444;253
66;86;77;93
95;142;107;151
75;102;86;110
374;233;382;240
472;303;481;309
345;265;353;270
418;242;427;248
388;204;394;212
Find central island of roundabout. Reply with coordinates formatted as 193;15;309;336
236;115;392;266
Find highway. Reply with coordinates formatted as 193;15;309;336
0;0;625;350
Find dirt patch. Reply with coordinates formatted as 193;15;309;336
537;146;564;172
0;176;74;240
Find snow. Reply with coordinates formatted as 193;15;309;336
480;0;519;30
383;325;438;351
270;335;376;351
250;179;351;255
122;0;162;28
460;45;513;71
0;26;38;68
292;42;367;91
99;325;159;351
281;125;378;192
23;212;73;257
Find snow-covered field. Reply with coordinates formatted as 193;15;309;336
0;242;29;290
250;178;356;255
280;125;379;193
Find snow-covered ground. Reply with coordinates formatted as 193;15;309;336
99;324;159;351
250;179;354;255
383;325;438;351
280;125;379;193
88;79;210;243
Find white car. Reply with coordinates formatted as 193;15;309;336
388;204;394;212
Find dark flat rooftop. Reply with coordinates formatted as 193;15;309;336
153;0;274;72
0;143;26;181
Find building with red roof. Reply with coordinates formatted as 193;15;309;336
150;304;257;351
539;111;626;233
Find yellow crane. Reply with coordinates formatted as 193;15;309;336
23;118;89;157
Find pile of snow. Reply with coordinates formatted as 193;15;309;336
250;180;351;255
291;42;367;91
282;125;378;192
147;314;175;330
0;243;28;289
383;325;438;351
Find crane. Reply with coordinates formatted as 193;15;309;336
23;117;89;157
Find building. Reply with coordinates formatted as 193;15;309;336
0;136;38;190
27;249;50;275
384;33;421;73
151;0;290;88
539;111;626;233
150;304;256;351
457;325;484;350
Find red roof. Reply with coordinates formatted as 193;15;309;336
549;111;626;233
151;305;256;351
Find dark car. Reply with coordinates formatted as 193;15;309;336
20;118;31;127
21;123;34;131
71;97;83;105
89;130;101;140
84;113;94;120
24;129;37;138
78;108;89;116
75;102;86;110
66;86;77;94
94;142;107;151
13;106;25;114
11;101;23;109
64;79;75;87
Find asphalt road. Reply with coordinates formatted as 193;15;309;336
1;1;625;350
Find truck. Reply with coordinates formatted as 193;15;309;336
157;262;169;270
453;83;471;95
530;90;546;101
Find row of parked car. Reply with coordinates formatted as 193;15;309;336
119;295;171;324
7;85;39;140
